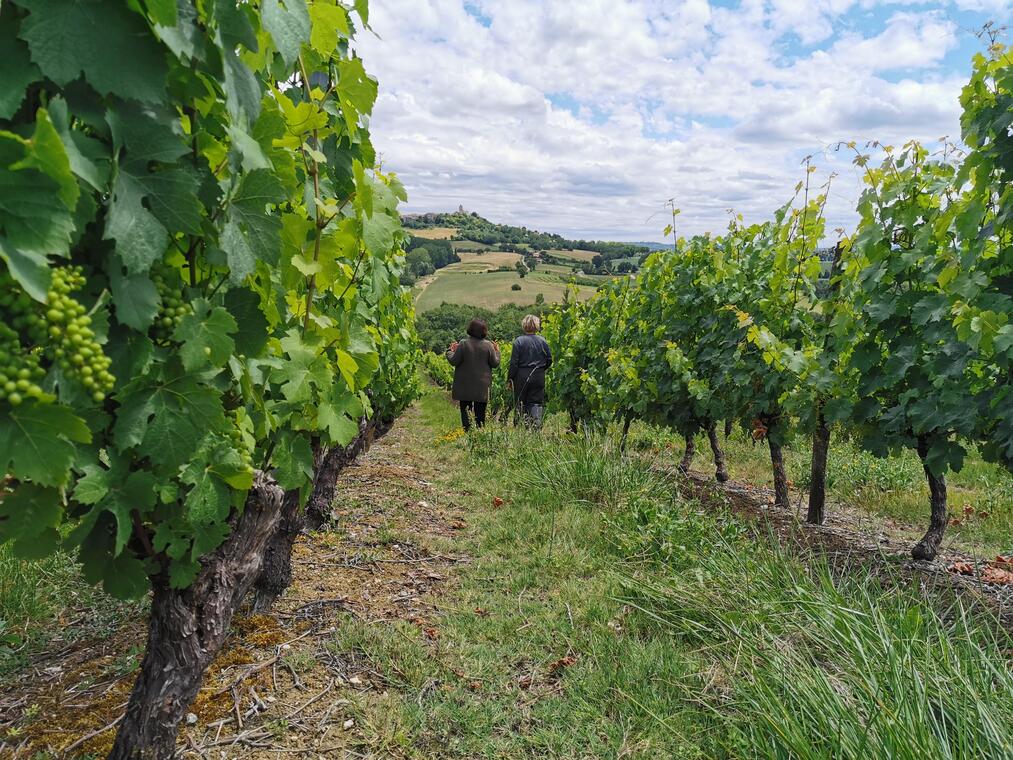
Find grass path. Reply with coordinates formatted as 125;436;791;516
3;388;1012;758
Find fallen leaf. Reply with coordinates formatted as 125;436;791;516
492;497;504;508
548;655;577;674
948;561;975;576
474;607;489;617
467;681;482;691
517;675;533;690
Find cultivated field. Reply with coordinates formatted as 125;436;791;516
546;248;600;262
415;271;596;312
409;226;457;239
445;251;523;272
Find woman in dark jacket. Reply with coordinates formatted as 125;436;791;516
508;314;552;428
446;318;500;431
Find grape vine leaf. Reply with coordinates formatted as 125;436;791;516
16;0;169;103
0;136;76;253
272;430;313;490
109;268;161;330
0;401;91;487
114;365;227;474
0;16;40;119
0;484;62;559
261;0;310;66
0;237;50;302
172;299;239;370
224;289;269;357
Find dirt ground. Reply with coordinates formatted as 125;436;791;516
0;405;468;759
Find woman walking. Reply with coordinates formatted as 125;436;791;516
508;314;552;428
446;318;500;431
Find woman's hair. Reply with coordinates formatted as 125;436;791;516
466;318;488;339
521;314;540;334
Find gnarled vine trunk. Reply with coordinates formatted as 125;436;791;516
252;418;392;612
679;432;696;473
807;409;830;525
766;417;790;507
108;474;285;760
912;436;948;561
707;423;729;482
619;414;633;452
724;418;733;438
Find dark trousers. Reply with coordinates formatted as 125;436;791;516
460;400;487;431
513;368;545;427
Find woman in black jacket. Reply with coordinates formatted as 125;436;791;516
508;314;552;428
446;318;500;431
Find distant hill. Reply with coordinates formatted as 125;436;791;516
627;241;671;252
402;210;652;263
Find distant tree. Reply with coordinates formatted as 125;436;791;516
515;260;529;278
591;254;605;270
407;248;435;277
617;261;634;274
535;293;545;306
400;271;417;287
511;283;522;291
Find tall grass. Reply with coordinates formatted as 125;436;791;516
517;431;675;512
618;528;1013;759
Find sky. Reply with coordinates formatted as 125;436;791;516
356;0;1010;242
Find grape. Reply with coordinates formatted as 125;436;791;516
0;266;115;406
230;409;255;476
150;264;193;343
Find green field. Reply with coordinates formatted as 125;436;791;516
416;270;597;312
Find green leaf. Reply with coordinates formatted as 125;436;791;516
109;267;161;330
153;0;204;60
0;237;50;302
114;365;227;474
272;431;313;490
221;169;285;282
105;175;170;274
222;50;262;125
0;15;40;119
0;401;91;487
317;401;359;444
20;108;79;209
17;0;168;103
0;134;75;253
224;288;269;357
309;3;349;53
335;349;358;390
276;330;332;402
144;0;177;27
262;0;310;66
0;484;62;557
181;457;232;524
102;552;149;599
172;299;238;370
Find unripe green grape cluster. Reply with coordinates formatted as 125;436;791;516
151;265;193;342
0;267;114;404
0;323;46;406
229;410;255;475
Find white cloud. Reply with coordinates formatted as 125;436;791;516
355;0;1002;240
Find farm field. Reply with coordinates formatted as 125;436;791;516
546;248;600;262
415;270;596;312
445;250;522;272
408;226;457;239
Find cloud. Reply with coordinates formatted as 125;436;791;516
355;0;1002;240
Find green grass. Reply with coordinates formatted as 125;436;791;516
341;394;1013;758
415;271;597;313
622;421;1013;555
0;545;138;677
